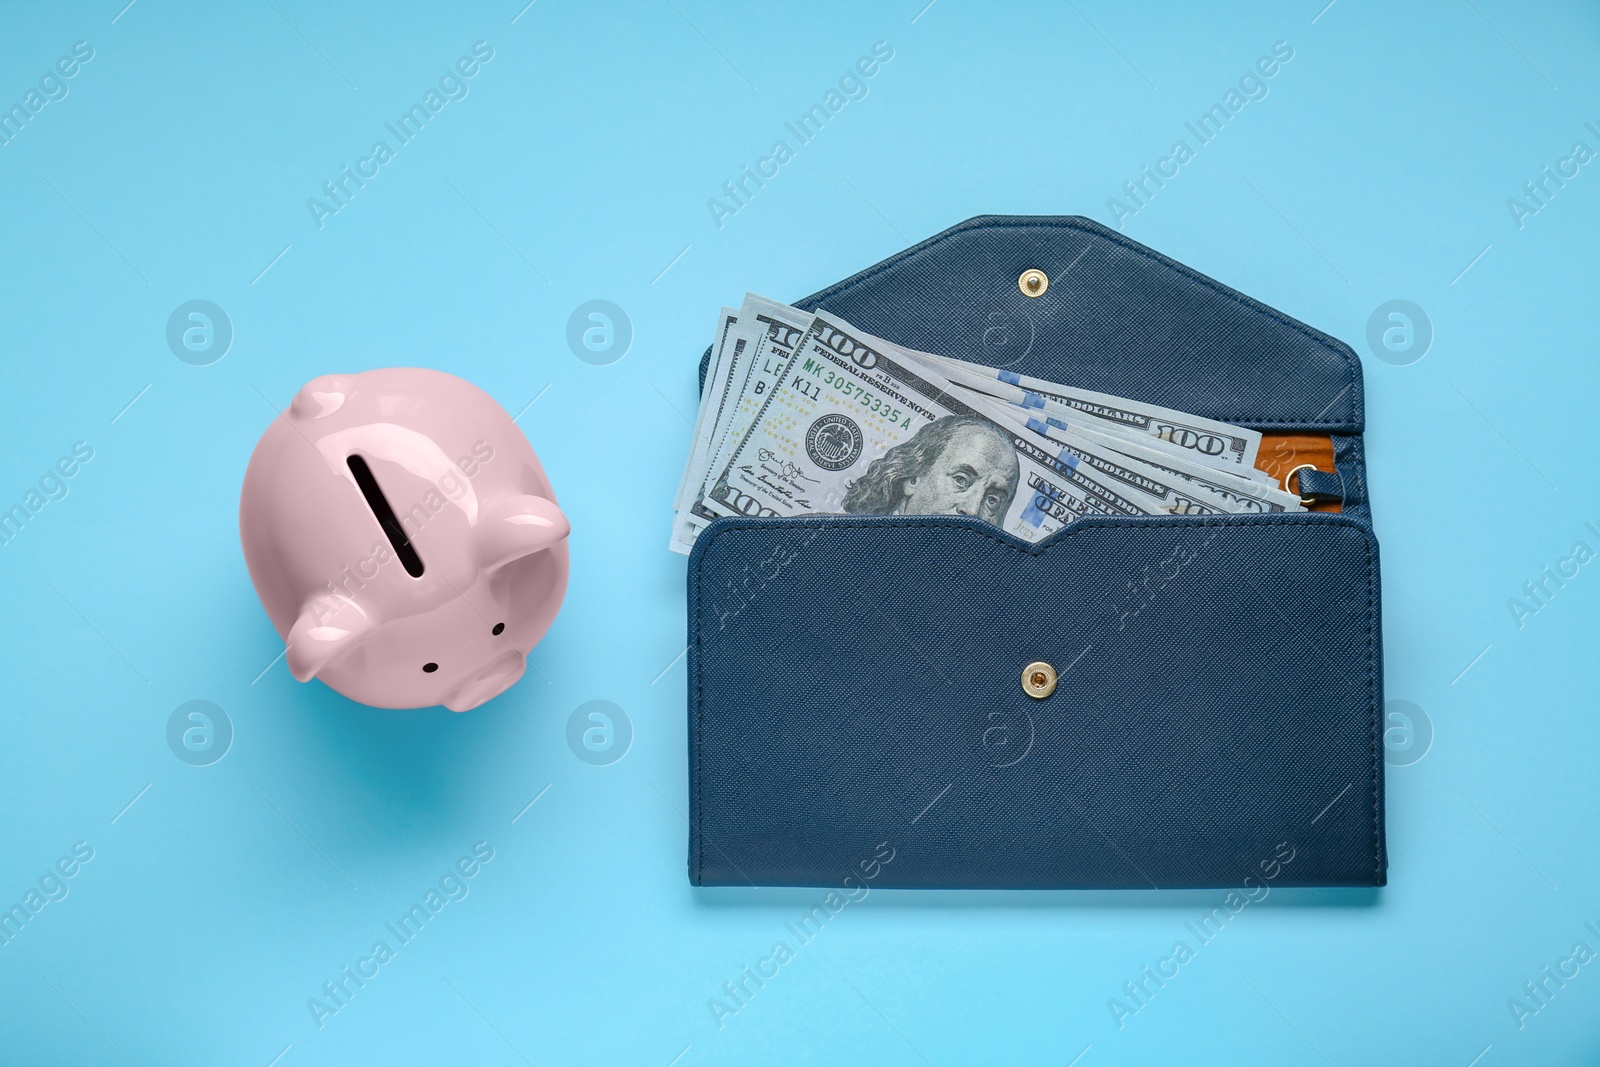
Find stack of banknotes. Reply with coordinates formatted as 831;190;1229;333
669;295;1301;555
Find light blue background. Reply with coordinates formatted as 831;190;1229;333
1;1;1596;1063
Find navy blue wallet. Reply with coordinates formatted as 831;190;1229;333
687;216;1384;889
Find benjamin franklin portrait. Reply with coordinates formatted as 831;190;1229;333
842;415;1020;522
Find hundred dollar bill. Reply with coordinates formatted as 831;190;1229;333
990;385;1288;495
693;313;1163;546
857;337;1300;515
912;351;1262;473
787;324;1288;517
669;309;750;553
667;297;1303;553
696;297;813;511
790;315;1260;518
1047;416;1300;511
671;307;741;518
670;299;812;552
959;391;1303;514
794;316;1220;519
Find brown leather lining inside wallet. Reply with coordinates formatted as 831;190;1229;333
1256;434;1341;513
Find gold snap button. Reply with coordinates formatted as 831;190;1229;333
1021;660;1057;699
1018;269;1048;297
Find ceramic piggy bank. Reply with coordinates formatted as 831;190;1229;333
240;368;569;711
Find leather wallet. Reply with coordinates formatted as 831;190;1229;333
686;215;1384;889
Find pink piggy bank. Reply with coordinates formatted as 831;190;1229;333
240;368;569;711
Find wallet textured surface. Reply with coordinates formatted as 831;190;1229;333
687;216;1384;889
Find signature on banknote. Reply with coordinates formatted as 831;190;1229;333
758;451;820;490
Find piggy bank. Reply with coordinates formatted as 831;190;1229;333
239;368;569;711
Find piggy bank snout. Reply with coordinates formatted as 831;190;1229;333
444;650;527;713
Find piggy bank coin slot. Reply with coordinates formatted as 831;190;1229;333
346;453;425;578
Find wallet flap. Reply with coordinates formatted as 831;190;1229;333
689;514;1385;889
700;215;1362;432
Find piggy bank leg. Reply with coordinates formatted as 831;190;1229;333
476;494;570;571
286;596;377;682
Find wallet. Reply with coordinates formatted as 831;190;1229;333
686;215;1384;890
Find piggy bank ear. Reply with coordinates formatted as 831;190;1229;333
286;596;377;682
289;374;357;420
477;493;570;570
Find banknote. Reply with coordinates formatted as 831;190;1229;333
671;297;812;552
689;314;1163;548
959;391;1302;514
668;309;746;553
911;351;1263;473
841;332;1300;515
671;307;740;519
694;297;813;517
784;317;1266;519
670;296;1286;553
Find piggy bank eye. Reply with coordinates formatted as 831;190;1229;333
492;623;505;636
423;662;439;673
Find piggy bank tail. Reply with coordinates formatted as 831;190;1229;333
476;494;570;570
